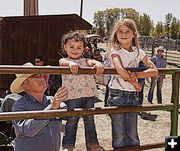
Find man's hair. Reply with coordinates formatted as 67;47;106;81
35;55;45;62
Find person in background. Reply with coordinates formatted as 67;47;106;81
103;52;111;106
82;46;93;59
93;39;98;49
0;93;23;147
34;55;49;95
93;49;103;62
137;62;158;121
147;46;167;104
11;62;67;151
1;93;22;112
86;39;94;57
34;56;63;97
138;61;146;105
93;49;103;90
107;18;158;149
48;74;62;96
59;31;105;151
34;55;45;66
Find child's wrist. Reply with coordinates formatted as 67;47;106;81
124;77;131;82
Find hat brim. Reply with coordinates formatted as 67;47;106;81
10;74;32;93
159;49;165;52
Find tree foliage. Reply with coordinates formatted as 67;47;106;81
93;11;106;37
139;13;152;36
154;21;164;38
93;8;180;40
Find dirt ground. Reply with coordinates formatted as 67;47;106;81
60;65;180;151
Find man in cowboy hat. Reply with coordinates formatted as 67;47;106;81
11;62;67;151
147;46;167;104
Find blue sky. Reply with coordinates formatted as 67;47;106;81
0;0;179;25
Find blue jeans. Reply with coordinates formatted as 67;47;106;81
62;96;99;148
107;88;140;148
147;76;164;103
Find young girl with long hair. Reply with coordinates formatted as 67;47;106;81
107;18;158;149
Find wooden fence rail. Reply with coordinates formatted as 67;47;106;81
0;104;175;121
0;66;179;151
0;65;179;74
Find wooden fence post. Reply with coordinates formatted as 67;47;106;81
170;71;179;135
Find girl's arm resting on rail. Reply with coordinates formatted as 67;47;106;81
112;54;142;91
112;54;131;81
59;58;74;66
59;58;79;74
87;59;104;74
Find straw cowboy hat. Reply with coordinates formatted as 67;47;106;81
154;46;165;54
10;62;34;93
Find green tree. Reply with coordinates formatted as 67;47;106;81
176;21;180;39
92;8;180;41
93;11;106;37
154;21;164;38
170;17;179;39
165;13;173;38
93;8;141;37
104;8;120;36
139;13;153;36
120;8;140;26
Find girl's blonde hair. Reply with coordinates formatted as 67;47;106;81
109;18;140;50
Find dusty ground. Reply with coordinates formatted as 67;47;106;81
60;65;180;151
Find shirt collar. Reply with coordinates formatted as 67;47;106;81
24;93;49;104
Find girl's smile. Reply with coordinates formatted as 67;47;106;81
64;39;84;59
117;25;135;50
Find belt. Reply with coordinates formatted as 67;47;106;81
119;90;137;95
110;88;137;95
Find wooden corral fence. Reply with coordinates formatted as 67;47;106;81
139;40;180;66
144;50;180;66
0;66;179;151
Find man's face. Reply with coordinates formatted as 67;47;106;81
158;50;164;56
23;75;47;93
35;59;44;66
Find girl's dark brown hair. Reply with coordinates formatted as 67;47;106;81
61;31;86;52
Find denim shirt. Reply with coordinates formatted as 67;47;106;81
151;55;166;68
12;93;62;151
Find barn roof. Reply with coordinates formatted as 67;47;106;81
0;14;92;30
